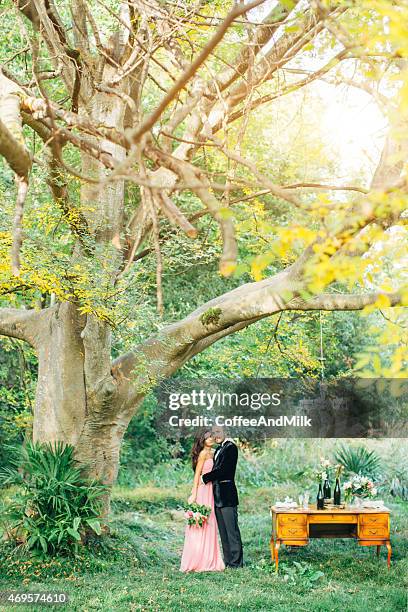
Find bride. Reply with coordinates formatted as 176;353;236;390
180;430;225;572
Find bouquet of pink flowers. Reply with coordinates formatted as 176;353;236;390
184;502;212;527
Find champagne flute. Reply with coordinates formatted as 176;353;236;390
303;492;310;508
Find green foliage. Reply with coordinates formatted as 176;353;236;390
279;561;324;588
111;485;187;514
0;442;105;555
0;338;36;467
117;394;181;486
334;444;382;479
389;476;408;501
0;480;407;610
0;439;407;609
381;445;408;501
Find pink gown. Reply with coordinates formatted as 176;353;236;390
180;458;225;572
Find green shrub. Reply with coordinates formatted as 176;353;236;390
0;338;37;468
388;476;408;500
334;444;381;478
279;561;325;588
0;441;106;555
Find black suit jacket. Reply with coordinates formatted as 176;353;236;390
202;441;239;507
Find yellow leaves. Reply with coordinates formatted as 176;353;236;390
305;253;368;294
217;207;234;220
312;238;341;257
372;353;382;373
362;293;391;315
219;260;237;277
356;344;408;378
0;231;12;249
354;302;408;376
359;0;408;58
376;293;392;308
251;253;275;281
14;411;33;431
27;266;66;299
273;225;316;260
387;346;407;376
280;0;297;8
379;280;394;293
401;288;408;307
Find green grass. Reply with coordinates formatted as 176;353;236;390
0;486;407;611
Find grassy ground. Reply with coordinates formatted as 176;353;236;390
0;484;407;612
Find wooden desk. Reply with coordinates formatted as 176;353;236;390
270;505;391;571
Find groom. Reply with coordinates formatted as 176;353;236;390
201;426;243;568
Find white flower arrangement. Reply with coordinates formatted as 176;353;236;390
313;457;334;483
343;474;377;502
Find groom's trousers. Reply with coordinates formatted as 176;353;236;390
215;506;243;568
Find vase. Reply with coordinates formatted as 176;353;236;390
351;495;364;508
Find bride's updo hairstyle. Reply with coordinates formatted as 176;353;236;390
191;430;212;471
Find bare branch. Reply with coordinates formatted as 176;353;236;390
127;0;269;145
10;177;28;276
0;69;32;275
158;192;198;238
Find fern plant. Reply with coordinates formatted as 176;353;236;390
0;441;106;555
334;444;381;479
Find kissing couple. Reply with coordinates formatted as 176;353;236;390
180;426;243;572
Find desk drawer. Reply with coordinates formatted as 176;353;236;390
278;514;307;526
359;514;389;526
279;525;308;538
309;514;357;523
359;526;389;539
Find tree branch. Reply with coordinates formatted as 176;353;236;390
127;0;268;145
287;291;401;312
112;265;401;410
0;307;46;347
0;69;32;275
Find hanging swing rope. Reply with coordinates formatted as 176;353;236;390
318;310;326;380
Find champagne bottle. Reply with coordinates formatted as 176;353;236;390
323;478;331;499
317;483;324;509
334;478;341;505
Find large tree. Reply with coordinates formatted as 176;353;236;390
0;0;406;504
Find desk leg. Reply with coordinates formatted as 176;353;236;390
274;541;281;572
376;545;381;558
270;535;275;561
386;541;391;568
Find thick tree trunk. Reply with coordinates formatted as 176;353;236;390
74;409;136;488
32;300;145;514
33;83;135;512
33;302;87;445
